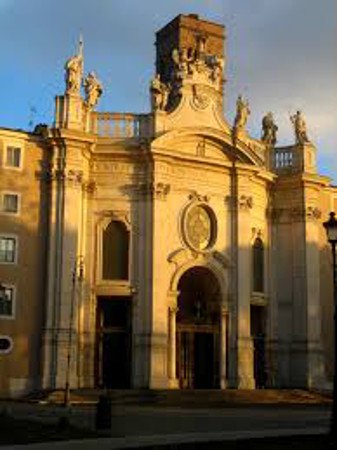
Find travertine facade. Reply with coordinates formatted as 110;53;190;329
0;14;336;396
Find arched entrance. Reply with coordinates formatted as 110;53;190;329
176;266;221;389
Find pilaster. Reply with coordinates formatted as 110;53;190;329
236;170;255;389
42;131;93;390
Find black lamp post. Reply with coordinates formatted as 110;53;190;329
63;257;84;407
323;211;337;441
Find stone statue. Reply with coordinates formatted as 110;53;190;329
150;74;169;111
195;35;207;60
170;36;224;92
234;95;250;131
172;48;193;80
64;49;83;95
83;71;103;109
261;112;278;146
210;55;224;87
290;110;309;144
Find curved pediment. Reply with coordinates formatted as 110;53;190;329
151;126;265;167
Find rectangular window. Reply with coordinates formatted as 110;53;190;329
3;194;19;213
0;286;14;317
6;146;21;168
0;237;16;263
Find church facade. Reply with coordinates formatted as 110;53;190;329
0;14;336;397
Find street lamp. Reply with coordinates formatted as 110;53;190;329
323;211;337;441
63;256;84;407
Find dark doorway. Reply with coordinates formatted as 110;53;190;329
95;296;131;388
194;332;215;388
176;267;221;389
251;305;267;389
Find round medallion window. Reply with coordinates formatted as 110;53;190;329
184;204;216;251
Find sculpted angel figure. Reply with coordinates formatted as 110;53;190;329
150;74;169;111
83;72;103;109
290;110;309;144
171;47;194;80
261;112;278;146
210;55;224;87
234;95;250;131
64;53;83;95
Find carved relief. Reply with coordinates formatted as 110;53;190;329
185;205;213;250
171;41;224;91
270;206;322;222
196;140;206;157
239;195;253;210
82;181;96;194
92;162;134;174
188;191;209;203
224;194;253;211
191;85;210;110
66;169;83;184
152;182;171;200
138;182;171;200
96;210;131;230
306;206;321;220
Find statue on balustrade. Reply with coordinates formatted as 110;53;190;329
261;112;278;146
290;110;309;144
150;74;169;111
64;42;83;95
83;71;103;109
233;95;250;133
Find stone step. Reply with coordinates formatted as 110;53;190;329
26;388;332;406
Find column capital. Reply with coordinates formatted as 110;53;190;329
221;304;229;316
167;290;180;310
169;305;179;314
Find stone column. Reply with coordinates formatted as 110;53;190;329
168;291;179;388
220;305;228;389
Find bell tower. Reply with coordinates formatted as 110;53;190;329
155;14;225;86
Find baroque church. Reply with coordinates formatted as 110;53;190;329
0;14;335;397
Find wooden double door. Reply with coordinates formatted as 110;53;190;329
176;325;220;389
95;296;131;389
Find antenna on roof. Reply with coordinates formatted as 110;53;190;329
28;105;37;130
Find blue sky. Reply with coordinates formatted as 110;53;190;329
0;0;336;180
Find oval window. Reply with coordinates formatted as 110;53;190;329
0;336;13;354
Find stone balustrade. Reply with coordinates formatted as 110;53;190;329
273;146;294;170
90;112;152;139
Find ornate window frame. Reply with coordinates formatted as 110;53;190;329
95;210;131;285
